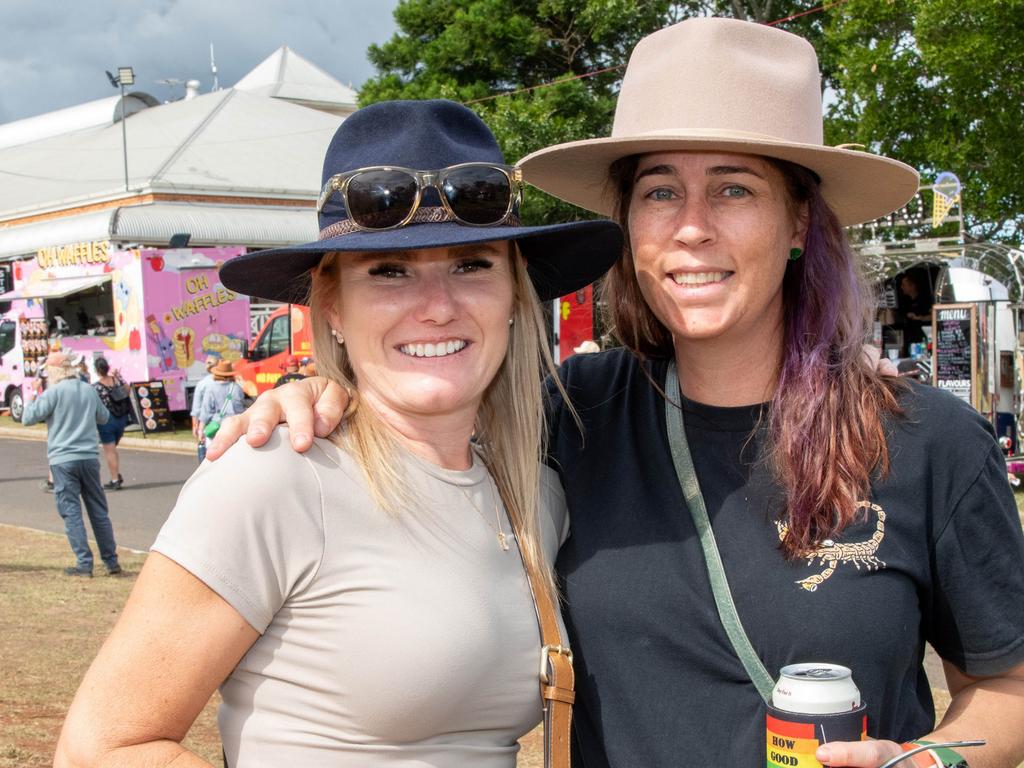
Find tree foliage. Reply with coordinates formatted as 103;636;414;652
361;0;1022;242
360;0;823;224
822;0;1023;242
360;1;681;223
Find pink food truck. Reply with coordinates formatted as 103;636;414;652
0;242;250;421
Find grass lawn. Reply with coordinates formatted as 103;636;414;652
0;527;221;767
1;416;198;445
3;495;1023;766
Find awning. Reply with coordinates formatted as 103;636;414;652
0;273;111;301
0;202;318;261
113;202;317;247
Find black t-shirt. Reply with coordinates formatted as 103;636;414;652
273;372;306;389
546;348;1024;768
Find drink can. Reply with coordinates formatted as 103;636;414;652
766;663;867;768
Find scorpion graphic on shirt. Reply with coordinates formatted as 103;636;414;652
775;501;887;592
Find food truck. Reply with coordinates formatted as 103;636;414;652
879;262;1020;444
0;242;250;421
856;175;1024;450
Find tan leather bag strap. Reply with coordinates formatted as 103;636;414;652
500;490;573;768
525;564;575;768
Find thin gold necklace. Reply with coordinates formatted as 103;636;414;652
458;477;511;552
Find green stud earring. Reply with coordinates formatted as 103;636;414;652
789;247;803;261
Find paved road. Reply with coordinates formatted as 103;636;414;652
0;435;198;551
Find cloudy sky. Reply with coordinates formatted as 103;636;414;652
0;0;401;124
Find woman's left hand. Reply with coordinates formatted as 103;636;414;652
816;739;903;767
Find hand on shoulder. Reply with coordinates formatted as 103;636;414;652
206;377;351;460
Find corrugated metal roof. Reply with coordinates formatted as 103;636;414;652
0;202;318;260
0;210;115;259
114;202;318;246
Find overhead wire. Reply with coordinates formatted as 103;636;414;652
462;1;849;107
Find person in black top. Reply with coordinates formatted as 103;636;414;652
900;274;934;353
273;355;306;389
93;356;131;489
209;18;1024;768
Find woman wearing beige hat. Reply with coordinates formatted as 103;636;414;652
209;18;1024;768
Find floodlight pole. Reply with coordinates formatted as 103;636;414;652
120;79;129;192
109;66;135;192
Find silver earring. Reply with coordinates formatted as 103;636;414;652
508;317;514;327
331;328;345;345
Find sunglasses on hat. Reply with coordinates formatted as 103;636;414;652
316;162;522;233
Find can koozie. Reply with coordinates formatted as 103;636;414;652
766;703;867;768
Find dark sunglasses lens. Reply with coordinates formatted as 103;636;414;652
442;166;512;224
346;169;418;229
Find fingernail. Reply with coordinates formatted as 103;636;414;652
293;433;311;447
816;747;832;763
250;426;267;439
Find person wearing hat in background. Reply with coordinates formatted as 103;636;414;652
273;354;306;389
22;353;121;578
73;354;90;383
215;18;1024;768
56;99;620;766
298;356;317;377
195;359;244;461
189;356;219;442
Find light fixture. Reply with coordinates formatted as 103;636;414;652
106;66;136;192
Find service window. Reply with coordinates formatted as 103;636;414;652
48;284;115;336
251;314;291;361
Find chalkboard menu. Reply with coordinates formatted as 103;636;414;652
932;303;977;407
129;380;175;435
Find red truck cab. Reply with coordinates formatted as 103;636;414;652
234;305;313;398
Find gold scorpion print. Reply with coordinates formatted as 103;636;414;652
775;501;887;592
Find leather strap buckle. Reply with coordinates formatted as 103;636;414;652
539;644;573;684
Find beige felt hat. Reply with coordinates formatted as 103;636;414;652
519;17;919;227
210;359;236;381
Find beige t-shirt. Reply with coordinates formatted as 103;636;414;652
153;429;569;767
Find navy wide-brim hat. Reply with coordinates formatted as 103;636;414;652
220;99;623;303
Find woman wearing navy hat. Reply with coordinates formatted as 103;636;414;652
55;100;621;767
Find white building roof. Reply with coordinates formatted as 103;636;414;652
0;47;353;254
235;46;358;116
0;92;159;151
0;88;342;218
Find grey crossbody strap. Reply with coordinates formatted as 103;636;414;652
664;359;775;704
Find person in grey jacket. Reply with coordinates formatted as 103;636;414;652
23;353;121;577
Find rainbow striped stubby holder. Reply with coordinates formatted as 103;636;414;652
766;703;868;767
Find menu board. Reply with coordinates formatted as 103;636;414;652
932;303;976;407
0;263;11;296
129;380;175;434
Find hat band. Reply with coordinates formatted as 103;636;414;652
319;206;522;241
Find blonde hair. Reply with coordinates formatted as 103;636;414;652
45;362;78;386
308;243;565;602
